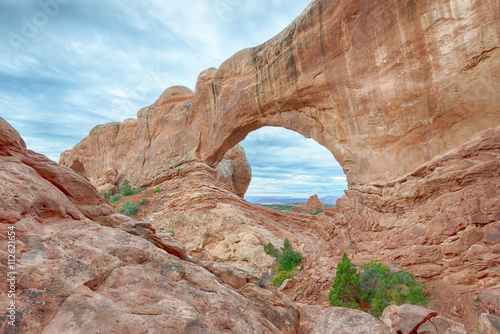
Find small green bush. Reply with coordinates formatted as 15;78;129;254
309;208;324;215
109;194;122;204
328;252;361;309
359;261;429;316
264;238;302;288
120;179;141;197
328;254;430;316
153;186;161;194
119;200;141;216
264;242;280;258
277;238;302;272
100;190;112;201
272;270;294;287
138;198;148;206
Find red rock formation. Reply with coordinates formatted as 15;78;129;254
0;117;302;333
58;0;499;330
293;195;324;213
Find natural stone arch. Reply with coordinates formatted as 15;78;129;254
188;0;499;189
206;111;347;178
61;0;500;206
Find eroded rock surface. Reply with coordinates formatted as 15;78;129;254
0;117;302;333
381;304;467;334
311;307;390;334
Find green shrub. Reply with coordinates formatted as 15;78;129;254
264;242;280;258
109;194;122;204
308;208;324;215
328;254;430;316
100;190;112;201
120;179;141;197
153;186;161;194
138;198;148;206
359;261;429;316
272;270;294;287
119;200;141;216
264;238;302;288
277;238;302;271
328;252;361;309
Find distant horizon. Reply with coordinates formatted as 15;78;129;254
244;194;342;199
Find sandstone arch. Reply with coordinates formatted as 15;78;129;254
61;0;500;210
187;0;499;189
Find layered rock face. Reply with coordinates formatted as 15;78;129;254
0;117;302;333
60;86;251;198
59;0;500;329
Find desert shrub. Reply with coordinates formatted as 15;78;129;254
153;186;161;194
328;252;361;309
264;242;280;258
264;238;302;287
100;190;112;201
328;254;430;316
109;194;122;204
119;200;140;216
309;208;324;215
120;179;141;197
272;270;294;287
359;261;429;316
138;198;148;206
277;238;302;272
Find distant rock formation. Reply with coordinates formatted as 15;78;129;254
293;194;324;213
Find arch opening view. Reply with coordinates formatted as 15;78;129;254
239;126;347;205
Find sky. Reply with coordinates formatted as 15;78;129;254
241;127;347;198
0;0;347;198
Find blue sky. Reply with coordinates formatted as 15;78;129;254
241;127;347;198
0;0;346;197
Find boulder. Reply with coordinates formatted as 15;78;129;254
381;304;467;334
311;307;390;334
480;314;500;334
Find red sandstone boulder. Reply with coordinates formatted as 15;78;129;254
380;304;467;334
311;307;390;334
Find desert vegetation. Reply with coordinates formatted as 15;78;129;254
329;252;430;317
264;238;302;287
100;179;143;215
119;200;141;216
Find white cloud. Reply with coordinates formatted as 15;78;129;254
240;127;347;197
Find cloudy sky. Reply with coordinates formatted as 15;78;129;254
0;0;346;198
